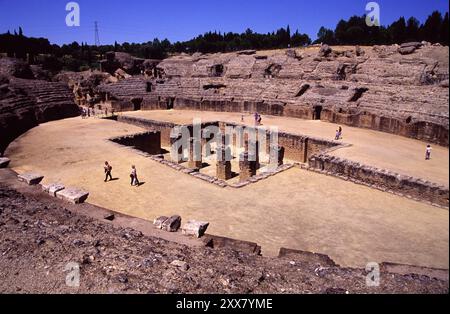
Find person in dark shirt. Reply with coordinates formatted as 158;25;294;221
104;161;113;182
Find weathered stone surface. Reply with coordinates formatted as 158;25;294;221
0;157;10;168
162;215;181;232
56;187;89;204
182;220;210;238
97;45;449;146
153;216;169;229
0;184;447;294
308;154;449;207
41;183;65;197
278;248;337;267
239;152;257;181
319;44;332;57
398;46;417;55
170;260;189;271
0;74;79;155
269;145;285;166
17;173;44;185
109;131;161;155
188;137;202;170
400;42;423;49
104;213;115;221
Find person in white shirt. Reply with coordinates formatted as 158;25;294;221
425;145;432;160
130;165;140;186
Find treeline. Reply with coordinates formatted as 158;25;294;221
0;10;448;73
316;11;449;46
0;26;311;71
170;27;311;53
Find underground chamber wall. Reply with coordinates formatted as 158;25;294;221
110;131;162;155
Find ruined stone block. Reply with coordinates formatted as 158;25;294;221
239;152;257;182
42;183;65;197
188;137;202;170
216;161;232;180
17;172;44;185
182;220;210;238
56;187;89;204
104;213;115;221
153;216;169;229
170;132;184;164
170;260;189;271
0;157;10;168
162;215;181;232
269;145;285;166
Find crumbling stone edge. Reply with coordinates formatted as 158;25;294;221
147;154;294;188
298;154;449;209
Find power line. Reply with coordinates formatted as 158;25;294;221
94;21;100;46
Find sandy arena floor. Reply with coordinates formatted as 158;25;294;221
5;113;449;269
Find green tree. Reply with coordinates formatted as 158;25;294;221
440;12;449;45
388;17;407;44
316;26;335;44
405;17;420;42
421;11;443;43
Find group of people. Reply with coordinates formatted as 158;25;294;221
239;112;263;125
254;112;262;125
104;161;140;186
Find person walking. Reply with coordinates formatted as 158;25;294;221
335;126;343;140
104;161;113;182
425;145;432;160
335;129;340;140
130;165;140;186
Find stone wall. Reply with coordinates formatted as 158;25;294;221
0;75;79;155
220;121;340;163
308;154;449;207
117;116;176;146
98;45;449;146
109;131;161;155
117;115;341;164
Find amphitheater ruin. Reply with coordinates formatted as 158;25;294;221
1;43;449;274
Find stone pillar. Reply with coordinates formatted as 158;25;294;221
269;145;284;167
216;144;232;180
218;122;227;134
239;152;257;181
170;132;183;164
188;137;202;170
302;137;309;163
246;137;260;170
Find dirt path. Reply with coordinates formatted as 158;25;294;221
4;116;449;269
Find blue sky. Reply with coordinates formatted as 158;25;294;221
0;0;448;45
